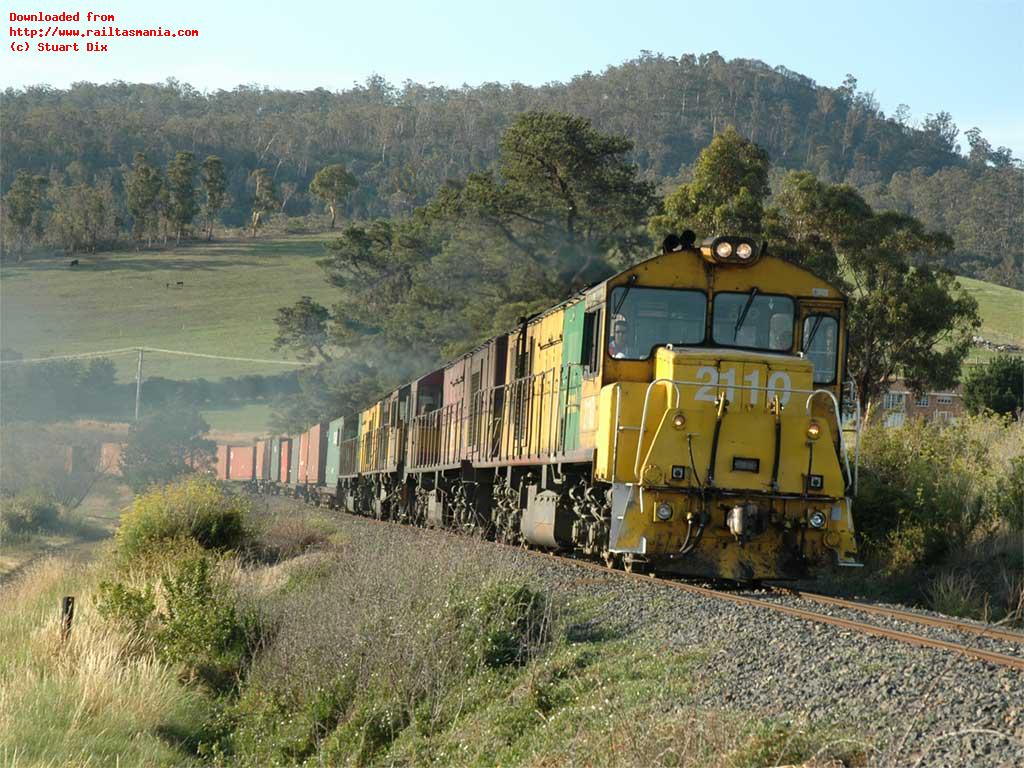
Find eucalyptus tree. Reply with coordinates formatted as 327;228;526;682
310;164;358;229
200;155;227;240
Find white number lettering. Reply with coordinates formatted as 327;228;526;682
719;368;736;404
767;371;792;406
744;370;760;405
695;366;717;402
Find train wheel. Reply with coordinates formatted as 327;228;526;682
623;554;647;574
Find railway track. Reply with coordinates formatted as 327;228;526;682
530;550;1024;672
774;587;1024;645
275;492;1024;672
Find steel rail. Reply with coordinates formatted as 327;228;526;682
531;552;1024;672
776;588;1024;645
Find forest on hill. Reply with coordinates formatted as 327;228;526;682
2;52;1021;287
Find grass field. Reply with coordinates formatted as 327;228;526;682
1;235;339;382
2;235;1019;427
202;402;275;438
958;275;1023;346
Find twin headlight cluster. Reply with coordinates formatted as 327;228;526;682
701;236;761;264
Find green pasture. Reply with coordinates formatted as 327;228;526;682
2;235;1018;389
0;235;338;382
957;275;1023;346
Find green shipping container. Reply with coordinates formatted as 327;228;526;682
270;438;281;482
324;416;345;487
289;434;300;484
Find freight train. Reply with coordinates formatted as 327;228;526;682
216;232;861;581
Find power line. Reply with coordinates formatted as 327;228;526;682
0;347;140;365
140;347;313;366
0;346;313;367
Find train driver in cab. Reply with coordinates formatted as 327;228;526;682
608;316;630;358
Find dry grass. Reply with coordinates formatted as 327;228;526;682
928;526;1024;624
0;557;206;767
224;525;555;765
249;513;332;563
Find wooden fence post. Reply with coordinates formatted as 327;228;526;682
60;596;75;643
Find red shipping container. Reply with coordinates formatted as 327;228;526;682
279;438;292;483
305;423;328;486
297;432;310;483
216;444;230;480
228;445;256;480
255;440;269;480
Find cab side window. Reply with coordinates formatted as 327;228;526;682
802;315;839;384
582;308;602;374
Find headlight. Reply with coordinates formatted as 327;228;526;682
672;412;686;429
736;242;753;260
715;241;733;259
806;421;821;440
656;502;673;521
808;510;827;529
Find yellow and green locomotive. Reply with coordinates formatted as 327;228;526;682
281;232;861;581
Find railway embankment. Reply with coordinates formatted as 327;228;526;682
3;485;1021;767
341;511;1023;767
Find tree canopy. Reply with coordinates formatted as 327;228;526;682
120;406;215;492
963;356;1024;416
651;133;981;413
309;164;358;229
2;57;1020;285
315;111;656;360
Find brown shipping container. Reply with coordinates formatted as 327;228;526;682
279;438;292;483
305;422;329;485
216;444;230;480
100;442;124;475
297;432;310;483
254;440;265;480
228;445;256;480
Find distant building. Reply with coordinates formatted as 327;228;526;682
879;379;964;427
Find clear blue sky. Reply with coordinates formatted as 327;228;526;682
4;0;1021;153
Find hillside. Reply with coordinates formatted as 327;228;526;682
0;235;337;382
3;54;1021;287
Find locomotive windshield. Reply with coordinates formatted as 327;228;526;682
607;287;706;360
712;293;794;352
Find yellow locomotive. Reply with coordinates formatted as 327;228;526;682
277;231;860;581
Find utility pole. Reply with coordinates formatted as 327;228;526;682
134;348;144;421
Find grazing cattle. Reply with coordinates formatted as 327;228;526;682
69;259;79;267
176;281;184;287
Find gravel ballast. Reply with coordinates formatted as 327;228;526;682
295;505;1024;767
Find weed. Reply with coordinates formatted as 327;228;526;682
115;477;249;567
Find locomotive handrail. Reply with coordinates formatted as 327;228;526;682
805;389;853;492
404;364;583;469
840;379;862;496
623;377;850;489
633;378;683;479
611;383;623;483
